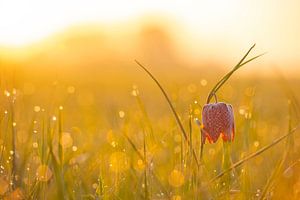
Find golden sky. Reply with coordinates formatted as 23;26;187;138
0;0;300;72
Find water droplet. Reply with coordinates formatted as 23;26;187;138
200;79;207;86
168;170;185;187
92;183;98;189
72;146;78;152
239;108;245;115
60;132;73;148
34;106;41;112
33;142;38;148
119;111;125;118
4;90;10;97
36;165;52;182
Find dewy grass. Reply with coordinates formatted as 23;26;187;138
135;60;200;167
1;44;300;199
210;123;300;183
259;71;300;199
206;44;265;104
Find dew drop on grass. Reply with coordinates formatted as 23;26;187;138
34;106;40;112
36;165;52;182
200;79;207;86
119;111;125;118
239;108;245;115
92;183;98;189
257;189;261;193
60;132;73;149
4;90;10;97
136;159;145;170
52;116;57;121
131;88;139;96
131;90;137;96
168;170;185;187
72;146;78;152
33;142;38;148
111;141;117;147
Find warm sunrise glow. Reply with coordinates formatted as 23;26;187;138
0;0;300;71
0;0;254;46
1;1;300;199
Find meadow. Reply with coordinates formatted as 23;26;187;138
0;33;300;200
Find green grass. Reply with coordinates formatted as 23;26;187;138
0;45;299;199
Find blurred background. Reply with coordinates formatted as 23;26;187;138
0;1;300;199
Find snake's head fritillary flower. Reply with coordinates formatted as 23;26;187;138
201;102;235;143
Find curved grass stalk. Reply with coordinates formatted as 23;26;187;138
206;44;266;103
259;71;300;199
135;60;199;167
123;130;171;199
210;123;300;183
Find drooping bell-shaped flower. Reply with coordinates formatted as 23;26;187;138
201;102;235;143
